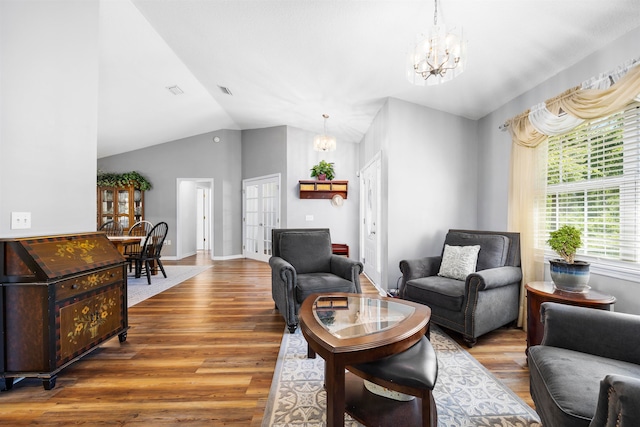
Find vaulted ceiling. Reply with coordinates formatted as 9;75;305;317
97;0;640;157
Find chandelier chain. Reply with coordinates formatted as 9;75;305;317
433;0;438;26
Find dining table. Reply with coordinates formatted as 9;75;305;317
106;235;157;276
106;235;145;255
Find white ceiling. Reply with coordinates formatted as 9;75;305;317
97;0;640;158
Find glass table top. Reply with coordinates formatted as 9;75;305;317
312;295;415;339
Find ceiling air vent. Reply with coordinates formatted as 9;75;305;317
166;85;184;95
218;85;233;96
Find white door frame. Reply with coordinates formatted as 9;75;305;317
242;173;281;262
176;178;214;260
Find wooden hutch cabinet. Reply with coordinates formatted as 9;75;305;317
0;233;128;390
97;184;144;231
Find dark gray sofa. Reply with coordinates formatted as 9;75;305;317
528;302;640;427
399;229;522;346
269;228;363;333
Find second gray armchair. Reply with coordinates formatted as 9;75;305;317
399;229;522;347
269;228;363;333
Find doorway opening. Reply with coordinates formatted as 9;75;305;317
176;178;214;260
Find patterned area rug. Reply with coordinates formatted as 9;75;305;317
127;264;211;307
262;326;541;427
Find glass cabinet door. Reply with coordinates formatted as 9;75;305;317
133;189;143;223
101;189;114;215
116;188;130;230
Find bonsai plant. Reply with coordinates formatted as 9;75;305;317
310;160;335;181
547;225;590;291
547;224;582;264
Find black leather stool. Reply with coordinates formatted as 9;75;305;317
347;336;438;427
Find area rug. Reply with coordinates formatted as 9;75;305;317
262;326;541;427
127;264;211;307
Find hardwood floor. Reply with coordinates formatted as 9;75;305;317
0;253;534;425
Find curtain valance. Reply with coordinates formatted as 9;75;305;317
507;59;640;148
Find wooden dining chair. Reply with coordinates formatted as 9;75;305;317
127;222;168;285
99;220;124;236
124;220;154;272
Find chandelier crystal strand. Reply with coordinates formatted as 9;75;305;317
407;0;465;86
313;114;336;152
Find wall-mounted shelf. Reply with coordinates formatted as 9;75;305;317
299;180;348;200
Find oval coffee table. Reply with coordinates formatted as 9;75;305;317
299;292;431;427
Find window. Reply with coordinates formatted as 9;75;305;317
544;102;640;276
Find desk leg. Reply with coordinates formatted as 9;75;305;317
325;357;345;427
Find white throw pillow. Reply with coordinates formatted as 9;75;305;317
438;244;481;280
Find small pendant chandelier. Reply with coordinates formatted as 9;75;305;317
313;114;337;152
407;0;465;86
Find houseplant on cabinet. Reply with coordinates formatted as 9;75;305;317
310;160;335;181
547;225;590;292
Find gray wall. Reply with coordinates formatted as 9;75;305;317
286;126;361;258
241;126;288;227
97;129;242;258
476;27;640;315
240;125;361;257
0;1;99;238
360;98;478;289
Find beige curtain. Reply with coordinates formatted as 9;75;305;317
506;62;640;328
507;120;547;328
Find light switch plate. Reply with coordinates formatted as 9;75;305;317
11;212;31;229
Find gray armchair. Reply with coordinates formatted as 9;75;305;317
399;229;522;347
528;302;640;427
269;228;363;333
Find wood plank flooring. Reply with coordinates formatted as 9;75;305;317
0;253;534;425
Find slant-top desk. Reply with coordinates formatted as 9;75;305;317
0;232;128;390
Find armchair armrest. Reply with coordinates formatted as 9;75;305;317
330;255;363;292
398;256;441;297
269;256;296;284
541;302;640;365
466;266;522;291
399;256;442;280
590;374;640;427
269;256;297;315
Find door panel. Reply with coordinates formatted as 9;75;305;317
243;175;280;262
361;153;382;287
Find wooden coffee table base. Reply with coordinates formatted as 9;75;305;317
344;373;437;427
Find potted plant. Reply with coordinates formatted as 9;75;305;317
547;225;590;292
310;160;335;181
97;171;152;190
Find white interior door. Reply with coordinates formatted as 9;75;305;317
196;186;210;251
360;152;382;287
243;174;280;262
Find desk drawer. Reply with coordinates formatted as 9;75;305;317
55;267;123;301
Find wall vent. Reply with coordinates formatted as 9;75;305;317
218;85;233;96
166;85;184;95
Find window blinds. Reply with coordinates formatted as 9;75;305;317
545;102;640;264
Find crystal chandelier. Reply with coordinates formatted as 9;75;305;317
407;0;465;86
313;114;336;152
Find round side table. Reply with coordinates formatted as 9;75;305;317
525;281;616;352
